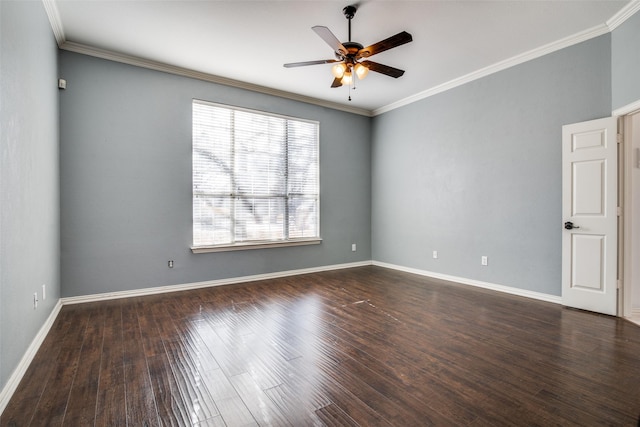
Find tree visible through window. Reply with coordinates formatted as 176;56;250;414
192;100;319;248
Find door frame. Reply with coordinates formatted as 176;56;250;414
614;100;640;321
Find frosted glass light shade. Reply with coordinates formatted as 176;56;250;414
341;71;353;85
331;63;347;78
354;63;369;79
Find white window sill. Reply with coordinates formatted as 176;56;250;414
191;238;322;254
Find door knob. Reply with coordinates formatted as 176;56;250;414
564;221;580;230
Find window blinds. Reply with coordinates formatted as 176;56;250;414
193;100;319;247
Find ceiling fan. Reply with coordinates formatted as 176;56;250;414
284;4;413;96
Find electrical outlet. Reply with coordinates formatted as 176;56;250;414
432;250;438;259
168;260;174;268
42;284;46;300
351;243;356;252
481;256;488;266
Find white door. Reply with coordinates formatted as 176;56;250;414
562;117;618;315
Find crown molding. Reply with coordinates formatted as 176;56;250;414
613;98;640;116
374;2;640;116
607;0;640;31
373;23;611;116
44;0;370;116
41;0;65;47
46;0;639;118
59;41;373;117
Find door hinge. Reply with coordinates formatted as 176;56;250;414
617;206;622;216
617;133;623;144
617;279;623;289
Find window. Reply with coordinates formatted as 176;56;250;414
192;100;320;251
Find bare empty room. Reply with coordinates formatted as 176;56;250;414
2;1;640;425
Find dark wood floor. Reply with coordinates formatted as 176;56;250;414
2;266;640;426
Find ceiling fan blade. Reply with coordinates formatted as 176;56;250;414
284;59;339;68
360;60;405;78
312;26;348;56
357;31;413;58
331;77;343;88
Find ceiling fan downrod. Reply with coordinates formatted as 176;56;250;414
341;4;362;100
343;5;357;42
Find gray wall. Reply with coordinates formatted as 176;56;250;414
59;52;371;297
612;11;640;111
371;35;612;296
0;1;60;390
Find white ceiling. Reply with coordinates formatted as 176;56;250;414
50;0;632;115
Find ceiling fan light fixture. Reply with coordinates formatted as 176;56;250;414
354;62;369;79
283;4;413;99
331;63;347;78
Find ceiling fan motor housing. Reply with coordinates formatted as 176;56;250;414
336;41;367;65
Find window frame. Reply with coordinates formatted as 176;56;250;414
191;99;321;253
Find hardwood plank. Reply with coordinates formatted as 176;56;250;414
200;368;238;401
0;308;78;426
227;372;291;425
263;384;325;426
195;415;227;427
197;317;251;378
122;301;160;427
94;301;127;427
213;396;257;426
147;354;193;425
136;299;167;357
172;319;220;373
63;304;107;425
307;373;395;427
314;403;360;427
27;306;91;425
161;336;220;423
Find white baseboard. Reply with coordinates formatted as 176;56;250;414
0;299;63;416
61;260;373;305
372;261;563;305
626;308;640;327
60;259;563;307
